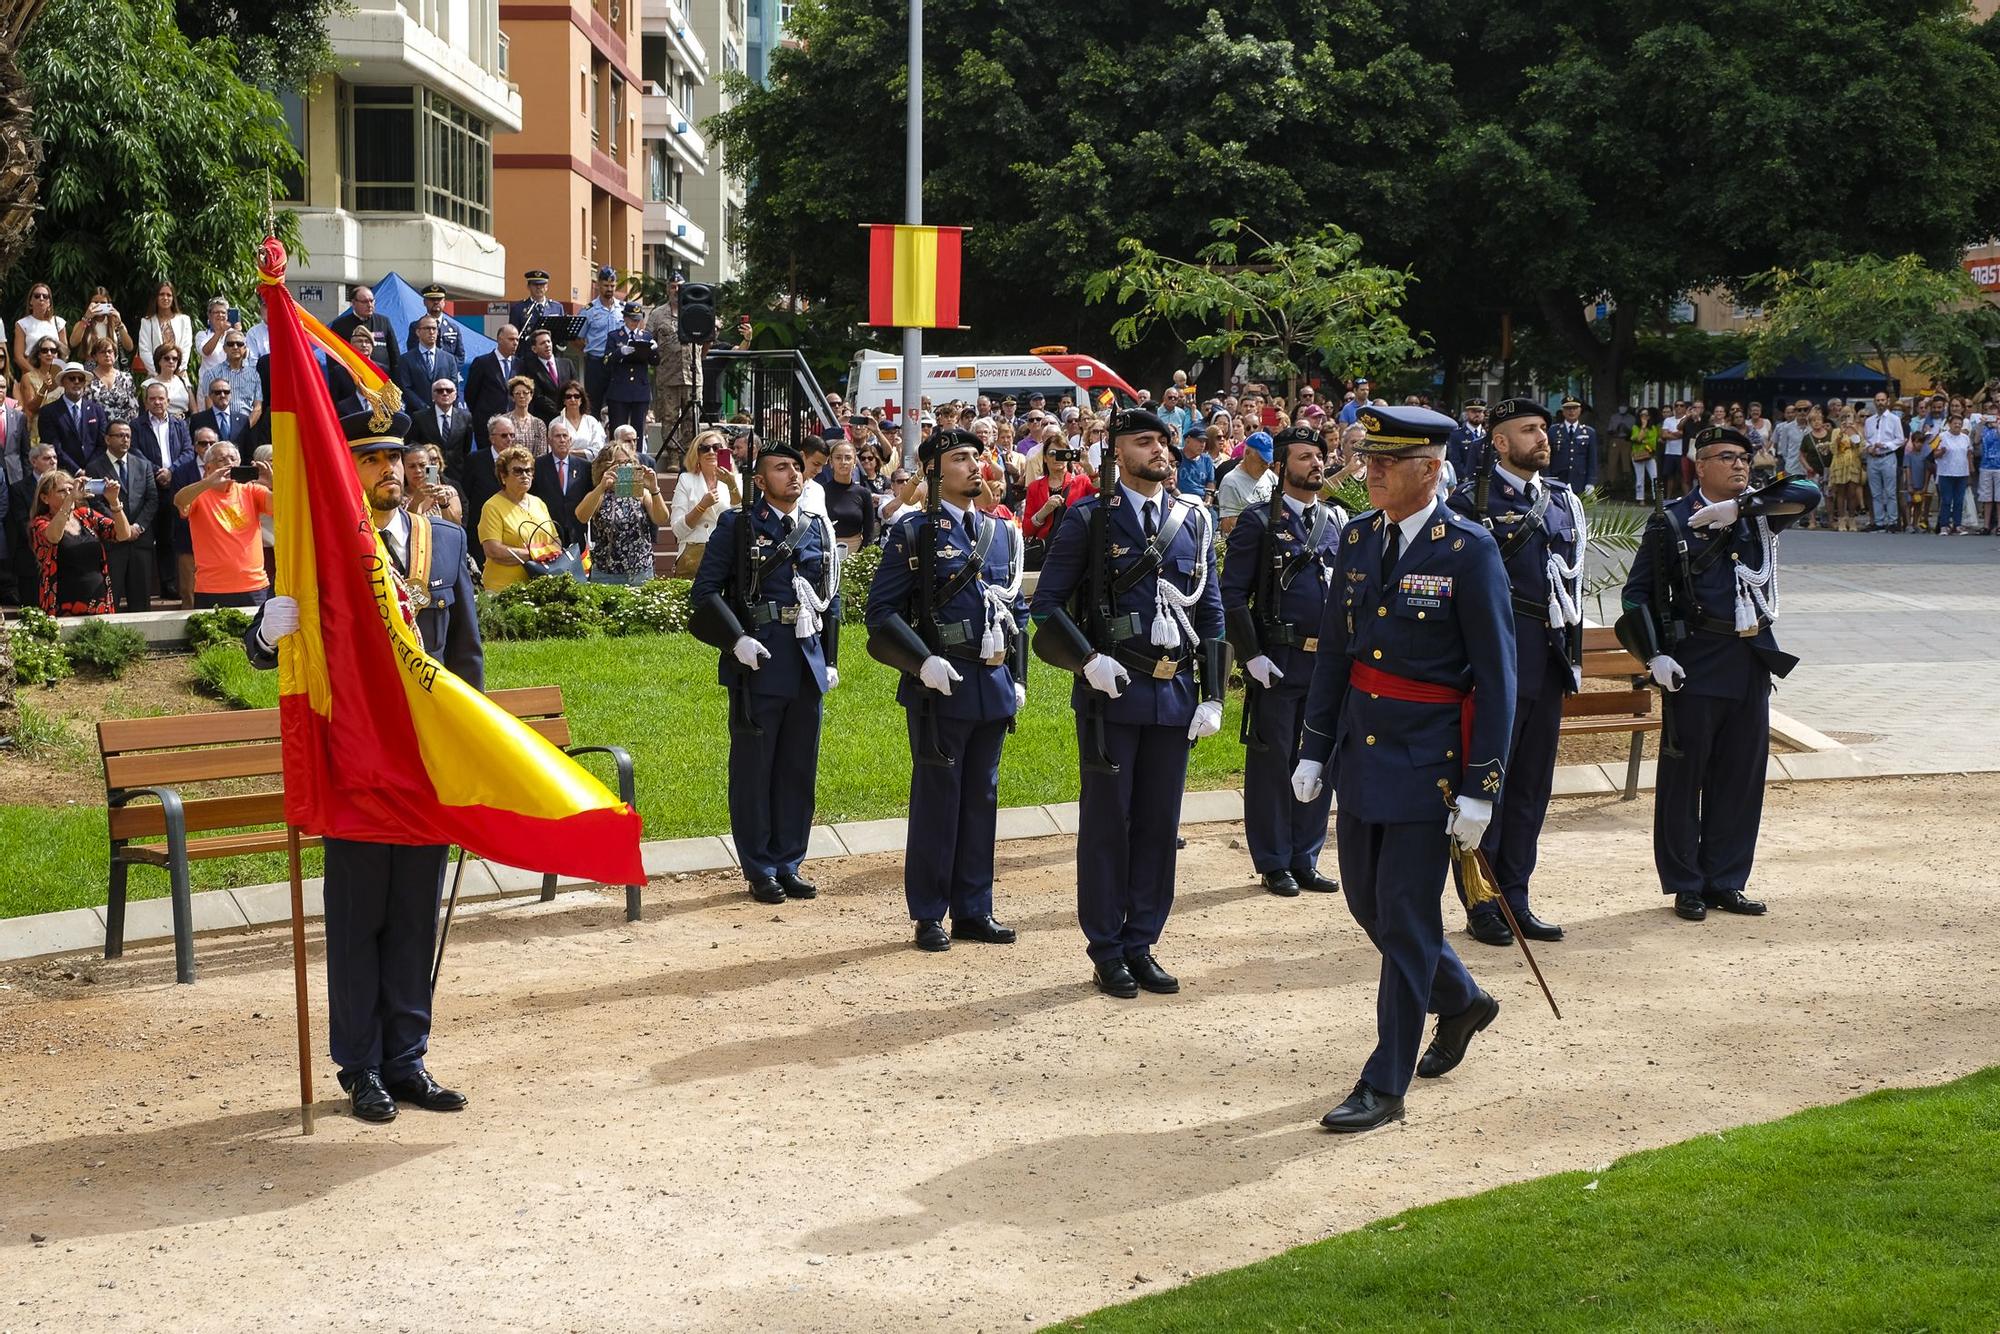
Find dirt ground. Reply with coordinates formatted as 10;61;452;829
1;652;216;805
2;773;1993;1333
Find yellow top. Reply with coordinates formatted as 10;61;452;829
478;491;556;591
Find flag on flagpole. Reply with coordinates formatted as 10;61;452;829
256;238;643;888
866;224;965;328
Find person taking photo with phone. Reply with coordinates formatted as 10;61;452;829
173;439;274;608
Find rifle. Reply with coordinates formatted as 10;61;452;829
727;456;761;737
1237;475;1288;752
912;461;953;767
1075;435;1119;774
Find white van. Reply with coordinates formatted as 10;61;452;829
846;349;1141;422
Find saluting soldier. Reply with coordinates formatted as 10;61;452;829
1445;398;1579;946
1445;398;1489;482
864;427;1027;952
1029;408;1228;999
244;403;484;1124
1547;395;1599;495
603;304;659;439
1222;423;1347;897
689;436;841;905
1292;405;1517;1132
1619;426;1819;922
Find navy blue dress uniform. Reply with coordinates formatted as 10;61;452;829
864;428;1028;950
1547;397;1599;492
1029;408;1228;997
1446;398;1580;945
603;309;659;438
507;270;561;341
1445;399;1489;482
243;403;483;1123
1297;405;1517;1131
689;441;841;904
1618;427;1819;921
1222;424;1346;896
408;284;467;362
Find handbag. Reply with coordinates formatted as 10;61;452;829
519;518;584;579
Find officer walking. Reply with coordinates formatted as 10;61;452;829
689;437;841;905
1222;423;1346;897
1445;398;1489;481
1029;408;1228;999
1447;399;1579;946
1291;406;1517;1133
244;404;483;1124
1548;395;1599;495
1619;426;1819;921
865;427;1026;952
603;304;659;439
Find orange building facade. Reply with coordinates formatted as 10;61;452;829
493;0;645;307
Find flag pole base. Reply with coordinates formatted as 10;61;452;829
287;826;316;1136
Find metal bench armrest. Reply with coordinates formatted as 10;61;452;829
105;786;197;983
560;744;643;920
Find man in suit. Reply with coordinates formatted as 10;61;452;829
1028;408;1229;999
1619;427;1819;922
326;285;401;378
864;427;1027;953
1222;423;1347;899
408;378;474;491
396;314;463;407
1293;405;1517;1133
131;380;196;598
525;327;576;422
38;363;108;473
531;418;593;549
507;269;561;341
464;324;523;450
406;284;466;363
187;377;250;447
602;305;658;438
83;419;159;611
244;404;482;1125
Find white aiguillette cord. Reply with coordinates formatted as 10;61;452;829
979;520;1024;660
1150;500;1210;650
790;515;840;639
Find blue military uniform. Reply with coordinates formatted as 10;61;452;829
1547;401;1599;491
690;486;840;892
407;285;466;364
1300;408;1516;1116
1221;466;1345;887
603;315;659;438
1620;446;1818;914
865;468;1027;934
1445;400;1489;481
507;270;561;343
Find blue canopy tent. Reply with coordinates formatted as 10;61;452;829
1704;355;1893;408
368;271;497;370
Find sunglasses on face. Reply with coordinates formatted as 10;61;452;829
225;340;246;349
696;444;717;454
507;466;534;477
211;389;231;397
435;387;457;395
564;391;582;400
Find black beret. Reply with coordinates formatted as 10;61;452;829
920;426;982;467
1108;408;1171;440
1488;397;1551;428
1692;425;1753;454
756;438;804;467
1270;424;1323;462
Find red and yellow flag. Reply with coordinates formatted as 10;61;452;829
866;224;964;328
258;239;643;887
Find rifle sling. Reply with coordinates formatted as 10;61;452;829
931;514;1001;608
751;512;813;595
1111;497;1190;597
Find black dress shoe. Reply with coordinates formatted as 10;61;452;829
950;914;1017;944
1514;910;1565;941
1094;958;1139;999
776;871;817;900
1703;888;1767;916
1125;952;1179;994
1260;869;1301;897
1320;1079;1404;1133
341;1069;397;1123
914;919;950;952
1466;911;1514;947
385;1070;468;1112
1292;866;1340;893
1674;892;1707;921
1416;991;1500;1079
748;877;786;905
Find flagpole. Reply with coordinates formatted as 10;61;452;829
900;0;922;467
286;825;316;1135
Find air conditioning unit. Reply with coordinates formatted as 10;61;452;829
676;120;688;134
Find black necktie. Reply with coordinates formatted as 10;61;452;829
424;349;434;375
1525;480;1539;504
385;525;407;574
965;508;979;545
1380;523;1401;586
1300;503;1317;533
116;456;128;490
780;513;794;537
1142;499;1157;540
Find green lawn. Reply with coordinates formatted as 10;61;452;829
0;633;1247;919
1057;1067;2000;1333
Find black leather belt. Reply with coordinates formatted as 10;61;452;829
1262;622;1321;651
749;601;799;627
1111;641;1192;680
1511;593;1550;624
1691;612;1759;639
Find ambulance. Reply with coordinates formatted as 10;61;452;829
846;348;1141;422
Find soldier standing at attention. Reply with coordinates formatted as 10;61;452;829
1222;423;1346;897
602;305;659;440
1445;398;1489;482
865;427;1027;952
1446;398;1579;947
1030;408;1228;999
1291;406;1517;1133
1547;395;1599;496
1618;426;1819;922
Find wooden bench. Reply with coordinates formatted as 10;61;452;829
1559;626;1660;800
97;686;639;984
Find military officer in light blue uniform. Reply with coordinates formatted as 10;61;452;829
1222;423;1346;897
865;427;1028;952
1292;405;1517;1133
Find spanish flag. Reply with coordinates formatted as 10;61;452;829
258;239;643;887
866;224;965;328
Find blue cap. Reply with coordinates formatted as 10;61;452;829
1244;431;1274;461
1353;405;1456;456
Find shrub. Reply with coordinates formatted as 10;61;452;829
8;701;85;760
839;542;881;624
64;619;149;678
603;579;691;636
7;609;71;686
487;575;605;639
192;642;261;706
185;606;255;653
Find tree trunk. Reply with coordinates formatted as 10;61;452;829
1536;288;1639;431
0;1;50;278
1439;344;1463;411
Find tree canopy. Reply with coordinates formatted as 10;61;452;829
1750;254;2000;389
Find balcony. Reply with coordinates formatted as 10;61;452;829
642;84;707;171
291;207;511;299
641;0;707;76
332;0;522;130
643;194;706;264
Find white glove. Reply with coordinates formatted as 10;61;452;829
1648;654;1685;692
1291;759;1324;803
1582;484;1598;499
918;655;961;695
1187;699;1223;741
732;635;770;670
1082;653;1129;698
1689;497;1739;529
825;665;839;690
1014;683;1027;711
1245;655;1283;688
255;595;300;650
1448;796;1493;852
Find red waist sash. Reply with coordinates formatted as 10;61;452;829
1349;661;1475;766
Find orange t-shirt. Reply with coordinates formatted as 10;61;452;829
183;482;274;595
